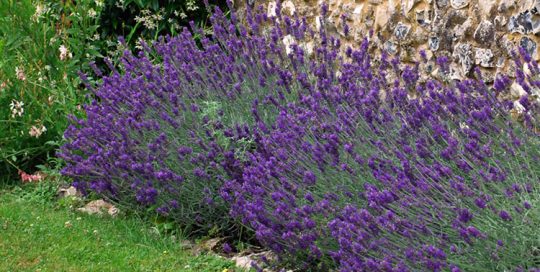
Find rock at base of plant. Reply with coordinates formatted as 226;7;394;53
77;199;118;217
57;186;80;198
231;251;278;271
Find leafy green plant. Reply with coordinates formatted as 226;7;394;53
97;0;228;61
0;0;104;181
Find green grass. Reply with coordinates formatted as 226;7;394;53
0;188;236;272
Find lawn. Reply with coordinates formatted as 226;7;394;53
0;189;236;272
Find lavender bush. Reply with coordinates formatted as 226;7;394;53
59;2;311;234
226;48;540;270
61;2;540;271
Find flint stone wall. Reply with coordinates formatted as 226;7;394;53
234;0;540;83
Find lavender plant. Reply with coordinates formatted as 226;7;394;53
61;1;540;271
224;26;540;272
60;2;311;234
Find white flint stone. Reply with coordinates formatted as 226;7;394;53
282;0;296;15
473;20;494;45
451;0;469;9
474;48;494;67
353;4;363;14
477;0;496;16
267;1;277;17
301;41;314;56
403;0;420;14
514;100;526;114
282;35;295;55
494;15;507;27
453;43;474;76
511;82;528;97
315;16;322;31
394;22;411;39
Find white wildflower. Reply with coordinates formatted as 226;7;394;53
15;67;26;81
135;38;144;51
173;9;187;19
115;0;126;9
134;9;164;30
37;71;46;83
32;3;49;22
94;0;104;7
88;8;97;18
29;124;47;138
49;36;57;46
186;0;199;11
59;45;72;61
9;100;24;118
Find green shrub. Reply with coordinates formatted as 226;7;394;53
96;0;228;62
0;0;103;181
0;0;229;182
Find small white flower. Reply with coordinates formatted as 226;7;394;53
15;67;26;81
9;100;24;118
88;8;97;18
32;3;49;22
94;0;104;7
29;124;47;138
186;0;199;11
59;45;72;61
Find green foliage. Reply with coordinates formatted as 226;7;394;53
0;0;229;182
97;0;228;58
15;180;59;204
0;0;104;180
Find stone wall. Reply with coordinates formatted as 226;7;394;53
234;0;540;83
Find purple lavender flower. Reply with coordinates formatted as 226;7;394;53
499;210;512;221
60;2;540;271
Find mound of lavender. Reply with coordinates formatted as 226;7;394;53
59;3;313;233
61;2;540;271
224;36;540;272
